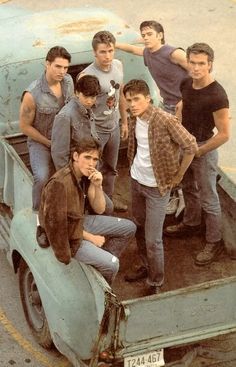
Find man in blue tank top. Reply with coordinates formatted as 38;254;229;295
116;21;189;216
164;43;230;266
116;20;188;114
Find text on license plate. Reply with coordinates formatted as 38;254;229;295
124;349;165;367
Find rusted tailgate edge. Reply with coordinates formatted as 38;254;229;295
116;276;236;357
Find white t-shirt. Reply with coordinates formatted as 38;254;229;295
130;117;157;187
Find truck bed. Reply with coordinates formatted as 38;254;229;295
112;167;236;300
3;134;236;301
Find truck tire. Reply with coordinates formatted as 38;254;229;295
19;259;53;349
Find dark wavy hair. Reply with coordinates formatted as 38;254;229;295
46;46;71;63
140;21;165;44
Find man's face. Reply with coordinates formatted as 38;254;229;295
187;53;212;80
76;92;97;109
94;43;115;69
73;150;99;177
46;57;69;82
125;92;151;117
140;27;162;50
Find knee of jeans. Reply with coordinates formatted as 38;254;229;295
106;256;119;283
111;255;119;274
129;221;137;236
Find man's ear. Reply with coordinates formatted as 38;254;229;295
146;94;151;103
72;151;79;161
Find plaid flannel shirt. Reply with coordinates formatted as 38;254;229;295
127;104;197;196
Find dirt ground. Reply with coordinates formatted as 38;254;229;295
112;165;236;300
112;163;236;366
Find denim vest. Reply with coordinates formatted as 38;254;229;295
25;72;74;140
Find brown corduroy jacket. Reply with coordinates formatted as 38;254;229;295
39;162;85;264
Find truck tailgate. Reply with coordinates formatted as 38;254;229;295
116;276;236;357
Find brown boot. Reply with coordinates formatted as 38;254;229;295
195;242;223;265
124;266;148;282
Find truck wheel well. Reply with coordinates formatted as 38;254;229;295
12;250;22;273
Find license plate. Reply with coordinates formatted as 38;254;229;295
124;349;165;367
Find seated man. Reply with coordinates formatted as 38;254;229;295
38;137;136;284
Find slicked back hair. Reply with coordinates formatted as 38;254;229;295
46;46;71;63
187;43;214;72
72;137;102;159
92;30;116;51
123;79;150;97
140;21;165;44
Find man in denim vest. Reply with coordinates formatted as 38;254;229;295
19;46;74;212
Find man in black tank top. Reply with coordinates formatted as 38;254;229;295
165;43;230;266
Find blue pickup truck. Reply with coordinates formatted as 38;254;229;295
0;5;236;367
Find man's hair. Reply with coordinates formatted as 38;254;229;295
140;21;165;44
186;43;214;62
92;30;116;51
72;137;102;159
46;46;71;63
75;75;101;96
123;79;150;97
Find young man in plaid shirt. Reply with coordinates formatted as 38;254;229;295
123;79;197;295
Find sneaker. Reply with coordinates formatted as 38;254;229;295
195;242;223;266
124;266;148;282
113;199;128;212
166;196;179;215
164;222;201;237
175;189;185;218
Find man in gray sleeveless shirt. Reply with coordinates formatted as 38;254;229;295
19;46;74;212
116;20;188;115
80;31;128;212
116;21;189;216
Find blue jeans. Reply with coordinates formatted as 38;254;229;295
182;148;222;243
158;101;176;115
28;141;55;211
75;215;136;284
131;178;170;287
97;125;120;198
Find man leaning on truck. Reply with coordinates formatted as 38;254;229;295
19;46;74;212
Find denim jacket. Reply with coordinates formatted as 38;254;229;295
51;96;99;170
25;72;74;140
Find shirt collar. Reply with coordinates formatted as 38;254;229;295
137;104;155;122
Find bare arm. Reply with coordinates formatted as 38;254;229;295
116;42;144;56
196;108;230;157
170;48;189;71
175;100;183;120
87;169;106;214
19;92;51;147
119;84;128;140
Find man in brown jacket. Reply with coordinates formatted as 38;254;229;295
38;137;136;284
